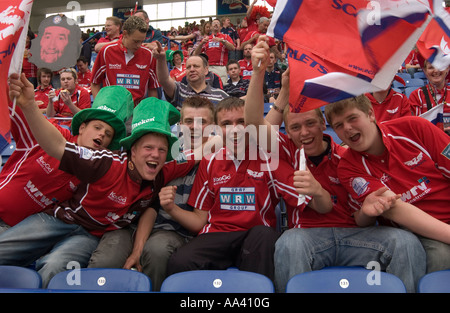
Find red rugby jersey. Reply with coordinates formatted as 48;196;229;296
338;116;450;223
365;89;412;123
187;147;307;234
238;59;253;80
47;143;196;237
0;103;80;226
52;85;91;117
277;132;357;228
200;33;233;66
91;39;160;105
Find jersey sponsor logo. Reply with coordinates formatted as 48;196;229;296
219;187;256;211
404;152;425;169
136;64;147;70
242;70;253;77
401;177;431;203
208;41;221;48
213;174;231;185
109;64;122;69
328;176;340;184
36;156;54;174
351;177;369;196
107;191;127;205
24;180;54;208
116;73;140;89
386;107;399;114
247;169;263;178
442;143;450;160
106;211;120;222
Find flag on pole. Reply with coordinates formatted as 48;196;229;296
0;0;33;153
416;0;450;71
267;0;430;113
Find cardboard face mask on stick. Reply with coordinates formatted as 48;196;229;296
29;14;81;71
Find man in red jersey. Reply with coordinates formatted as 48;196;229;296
164;97;332;281
1;80;133;233
364;76;412;123
94;16;122;53
46;68;91;127
325;94;450;274
193;19;235;85
238;43;253;81
91;15;159;106
246;38;426;293
1;73;196;287
34;67;53;112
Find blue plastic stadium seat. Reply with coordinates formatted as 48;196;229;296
47;268;151;292
0;265;42;289
160;269;275;293
418;270;450;293
404;86;418;98
286;266;406;293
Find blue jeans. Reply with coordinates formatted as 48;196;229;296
0;213;99;287
274;226;426;293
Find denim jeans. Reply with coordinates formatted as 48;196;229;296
0;213;99;287
274;226;426;293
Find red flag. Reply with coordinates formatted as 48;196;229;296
416;2;450;71
267;0;430;112
0;0;33;152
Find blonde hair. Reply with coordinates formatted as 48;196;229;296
324;95;372;127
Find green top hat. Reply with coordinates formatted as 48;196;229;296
71;86;133;150
165;50;184;65
120;97;180;161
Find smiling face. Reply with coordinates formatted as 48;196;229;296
285;109;327;157
77;120;114;150
330;107;384;155
424;61;449;89
40;26;70;63
216;106;248;157
130;132;169;181
181;106;214;149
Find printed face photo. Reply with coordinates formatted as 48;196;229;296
40;26;70;63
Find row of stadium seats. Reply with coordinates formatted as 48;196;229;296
0;265;449;293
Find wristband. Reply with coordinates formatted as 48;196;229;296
272;104;284;113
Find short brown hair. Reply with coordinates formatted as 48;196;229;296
37;67;53;85
180;96;215;122
324;95;372;127
214;97;244;124
123;15;148;34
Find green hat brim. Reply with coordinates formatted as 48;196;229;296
119;128;179;161
71;109;126;150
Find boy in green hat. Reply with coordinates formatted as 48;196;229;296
0;80;133;234
1;73;197;287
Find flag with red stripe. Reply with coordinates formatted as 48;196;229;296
267;0;430;112
0;0;33;153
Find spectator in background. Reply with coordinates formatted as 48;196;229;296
154;41;229;109
264;51;282;99
91;16;160;106
94;16;122;53
364;76;412;123
134;9;164;50
404;46;422;78
241;17;276;49
34;67;53;112
79;32;92;65
223;60;249;98
47;68;91;127
23;29;38;88
194;19;235;85
239;43;253;81
181;53;224;89
168;50;186;82
221;16;240;61
76;56;92;93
